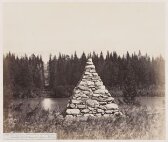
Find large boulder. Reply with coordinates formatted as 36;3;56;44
93;94;100;97
105;110;114;114
66;109;80;115
105;103;118;110
84;114;94;117
84;72;92;75
95;81;103;86
86;99;99;107
97;109;104;113
85;65;95;69
87;81;94;86
77;105;86;109
106;97;114;102
94;89;106;94
81;109;90;113
69;104;76;108
78;85;89;91
71;99;81;104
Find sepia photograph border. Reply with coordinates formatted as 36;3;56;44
0;0;168;141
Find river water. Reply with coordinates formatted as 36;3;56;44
13;97;165;113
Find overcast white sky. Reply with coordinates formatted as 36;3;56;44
3;2;165;63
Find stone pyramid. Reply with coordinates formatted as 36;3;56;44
65;58;121;118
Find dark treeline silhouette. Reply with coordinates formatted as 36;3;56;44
48;51;165;97
3;50;165;99
3;52;44;101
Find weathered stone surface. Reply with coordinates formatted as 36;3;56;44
103;114;110;117
65;115;74;120
66;109;80;115
92;88;96;91
94;89;106;94
105;110;114;114
105;90;108;93
87;81;94;86
77;105;86;109
74;89;80;94
84;114;94;117
93;94;100;97
85;65;95;69
76;97;81;100
92;73;98;76
114;112;122;116
81;109;90;113
76;116;88;121
90;69;96;73
95;114;102;117
86;62;93;65
69;104;76;108
92;110;97;113
106;97;114;102
98;105;106;110
99;85;105;90
87;58;92;62
97;109;104;113
86;99;99;107
82;90;90;94
99;101;107;105
88;107;94;110
79;94;88;98
85;72;92;75
71;100;81;104
95;81;103;86
78;86;89;91
66;103;69;107
101;95;108;98
105;103;118;110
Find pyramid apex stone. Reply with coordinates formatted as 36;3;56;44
86;58;93;65
88;58;92;62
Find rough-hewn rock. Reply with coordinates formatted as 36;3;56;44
95;114;102;117
78;86;89;91
69;104;76;108
105;103;118;110
105;110;114;114
94;89;106;94
97;109;104;113
66;109;80;115
65;115;74;120
81;109;90;113
106;97;115;102
71;100;81;104
84;114;94;117
93;94;100;97
103;114;110;117
85;65;95;69
86;99;99;107
77;105;86;109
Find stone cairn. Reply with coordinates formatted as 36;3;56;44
65;58;121;118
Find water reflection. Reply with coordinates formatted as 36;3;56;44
42;98;52;111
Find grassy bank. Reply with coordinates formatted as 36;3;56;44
3;102;165;139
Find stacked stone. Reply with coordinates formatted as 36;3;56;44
65;58;121;118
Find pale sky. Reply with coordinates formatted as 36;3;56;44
3;2;165;63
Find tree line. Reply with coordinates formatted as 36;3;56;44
3;52;44;100
3;51;165;99
49;51;164;84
